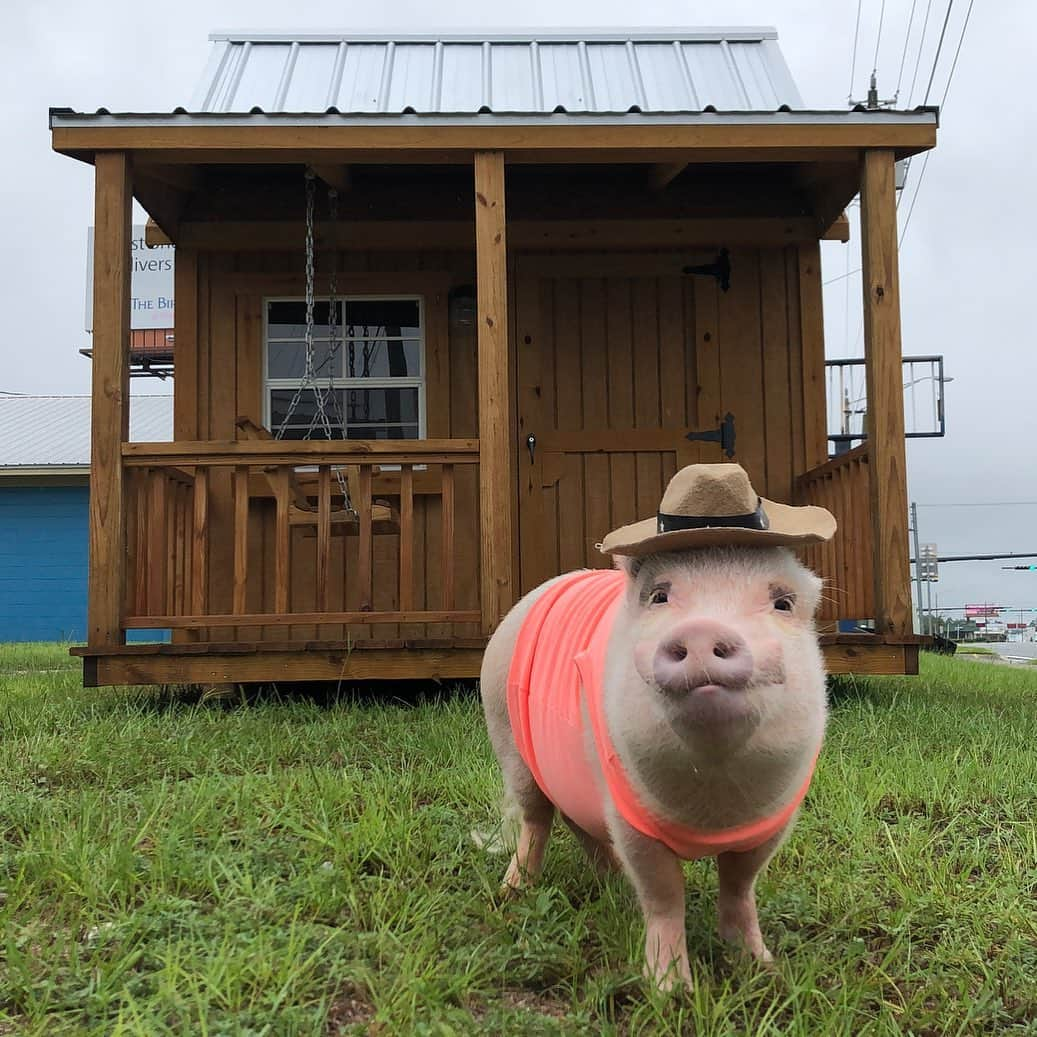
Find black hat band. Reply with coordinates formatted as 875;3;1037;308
656;499;769;534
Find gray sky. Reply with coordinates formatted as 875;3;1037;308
2;0;1035;619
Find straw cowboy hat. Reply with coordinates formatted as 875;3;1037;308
598;462;836;557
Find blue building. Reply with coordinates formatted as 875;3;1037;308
0;395;172;642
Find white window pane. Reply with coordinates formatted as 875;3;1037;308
344;340;421;378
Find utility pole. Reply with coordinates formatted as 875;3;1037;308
910;502;925;635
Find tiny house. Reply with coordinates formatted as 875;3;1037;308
50;28;936;687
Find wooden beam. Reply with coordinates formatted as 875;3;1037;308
133;171;192;243
475;151;515;634
134;164;202;191
82;648;486;687
311;164;352;192
88;152;133;647
648;162;688;191
860;149;913;638
50;119;939;160
149;216;841;252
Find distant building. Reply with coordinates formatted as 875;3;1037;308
0;395;172;642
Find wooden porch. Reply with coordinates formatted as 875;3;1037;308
71;140;923;686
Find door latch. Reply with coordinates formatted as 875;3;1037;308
526;433;537;464
686;412;736;458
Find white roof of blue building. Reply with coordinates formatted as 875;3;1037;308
0;395;173;471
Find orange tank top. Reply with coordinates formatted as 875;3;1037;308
506;569;818;859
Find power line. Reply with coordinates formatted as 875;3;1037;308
895;0;920;98
900;0;975;247
922;0;957;103
907;0;936;104
872;0;888;74
848;0;865;102
938;0;976;108
915;502;1037;508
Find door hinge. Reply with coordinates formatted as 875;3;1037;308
686;412;736;458
682;248;731;292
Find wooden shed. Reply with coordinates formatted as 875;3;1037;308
50;28;937;688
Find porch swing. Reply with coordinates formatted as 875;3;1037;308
237;169;398;536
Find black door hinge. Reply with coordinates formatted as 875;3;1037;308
686;412;736;458
683;248;731;292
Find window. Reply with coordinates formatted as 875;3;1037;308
264;296;425;440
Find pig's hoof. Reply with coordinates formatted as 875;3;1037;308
644;960;693;994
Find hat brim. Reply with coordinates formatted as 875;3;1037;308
598;498;837;557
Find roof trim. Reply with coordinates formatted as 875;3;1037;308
206;28;782;44
50;108;939;127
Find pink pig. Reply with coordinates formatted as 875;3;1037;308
480;540;829;989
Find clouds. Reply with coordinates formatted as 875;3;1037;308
3;0;1033;610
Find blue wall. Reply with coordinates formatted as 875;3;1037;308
0;485;166;643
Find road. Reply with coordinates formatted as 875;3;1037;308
969;641;1037;661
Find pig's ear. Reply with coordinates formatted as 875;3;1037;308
612;554;642;580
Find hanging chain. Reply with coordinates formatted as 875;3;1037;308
274;171;318;440
273;170;356;515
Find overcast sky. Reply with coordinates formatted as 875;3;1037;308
2;0;1035;619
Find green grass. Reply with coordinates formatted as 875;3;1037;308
1;647;1035;1035
953;645;995;656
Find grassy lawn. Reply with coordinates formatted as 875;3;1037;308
0;646;1035;1035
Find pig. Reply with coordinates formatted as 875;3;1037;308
479;545;827;990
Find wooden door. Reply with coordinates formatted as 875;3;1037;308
515;256;728;593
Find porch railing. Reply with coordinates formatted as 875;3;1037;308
795;443;874;624
121;440;480;635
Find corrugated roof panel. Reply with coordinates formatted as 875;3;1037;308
635;42;694;110
680;41;747;109
489;44;539;113
585;43;637;111
281;42;339;111
386;44;437;112
537;42;589;111
439;43;485;112
729;41;780;110
78;30;818;118
230;42;293;111
0;396;173;469
335;44;389;112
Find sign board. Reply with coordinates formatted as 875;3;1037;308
85;225;175;331
920;543;939;582
965;604;1002;618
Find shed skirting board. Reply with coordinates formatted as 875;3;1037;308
73;640;919;687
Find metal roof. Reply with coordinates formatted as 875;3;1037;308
0;395;172;471
189;28;804;115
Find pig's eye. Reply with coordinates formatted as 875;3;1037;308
773;595;795;613
648;587;669;606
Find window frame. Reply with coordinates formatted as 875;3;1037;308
262;293;427;441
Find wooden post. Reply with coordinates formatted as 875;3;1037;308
474;151;515;634
88;152;133;646
860;149;912;638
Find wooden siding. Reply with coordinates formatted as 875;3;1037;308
515;246;828;592
163;239;842;647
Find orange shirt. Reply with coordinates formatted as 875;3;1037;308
506;569;817;859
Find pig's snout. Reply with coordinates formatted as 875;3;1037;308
652;619;755;695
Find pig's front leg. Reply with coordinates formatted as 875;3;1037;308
714;826;787;963
608;813;691;990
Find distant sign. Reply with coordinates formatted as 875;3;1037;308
85;225;174;331
965;604;1002;618
920;544;939;582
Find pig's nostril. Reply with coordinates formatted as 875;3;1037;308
713;643;732;660
663;641;688;663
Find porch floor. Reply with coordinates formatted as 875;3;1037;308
71;634;920;687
